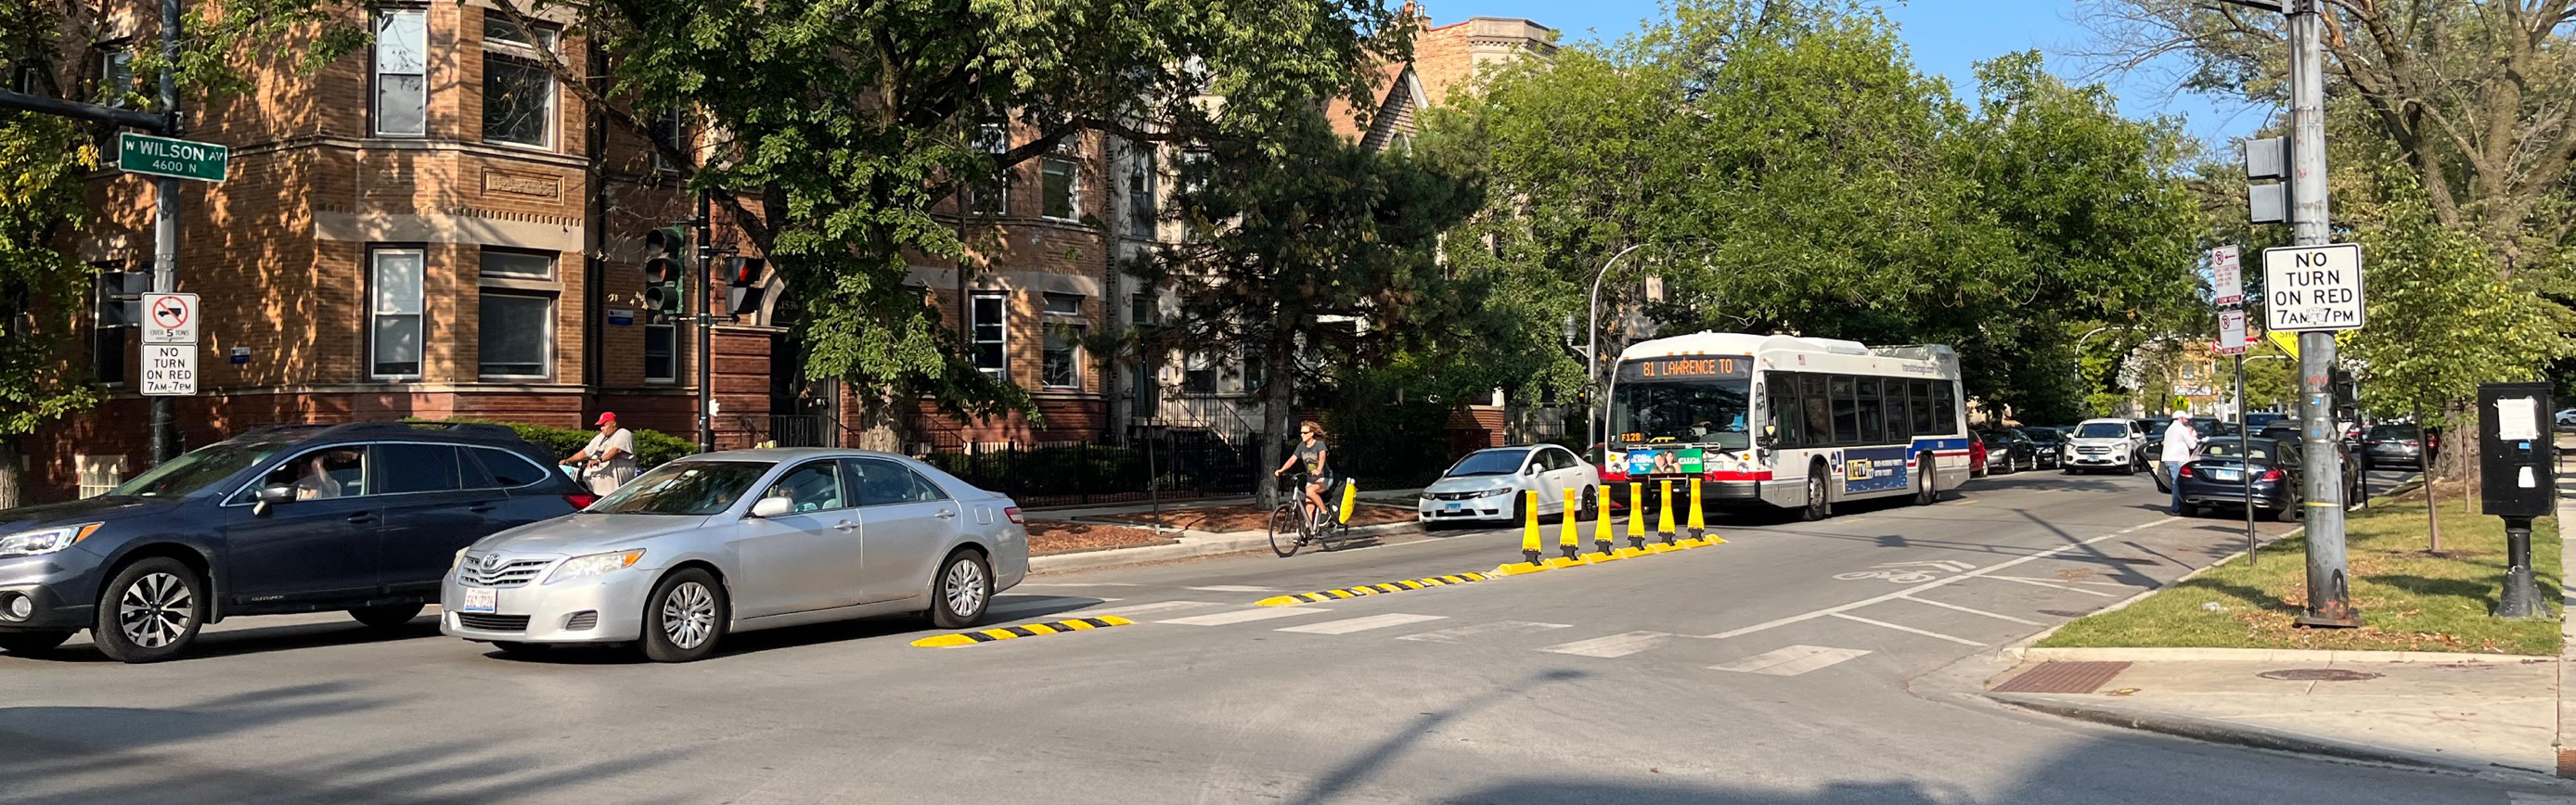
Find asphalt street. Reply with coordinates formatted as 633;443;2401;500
2;466;2554;804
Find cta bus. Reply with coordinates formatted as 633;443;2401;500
1603;332;1968;520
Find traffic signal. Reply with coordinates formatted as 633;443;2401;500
643;225;690;320
724;257;766;316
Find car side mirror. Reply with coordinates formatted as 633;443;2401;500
749;496;795;518
252;484;294;516
1522;465;1539;477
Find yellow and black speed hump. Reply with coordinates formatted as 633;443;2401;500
911;616;1134;647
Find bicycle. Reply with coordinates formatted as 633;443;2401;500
1268;473;1348;557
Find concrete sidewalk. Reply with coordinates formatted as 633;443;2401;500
1024;488;1435;573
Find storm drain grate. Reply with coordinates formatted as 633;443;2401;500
1993;661;2132;694
2257;668;2380;682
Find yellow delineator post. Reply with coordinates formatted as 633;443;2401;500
1558;488;1582;560
1678;478;1721;548
1519;490;1543;566
1338;479;1358;524
1615;482;1651;558
1648;479;1679;552
1591;490;1616;557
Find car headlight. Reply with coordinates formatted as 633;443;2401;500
0;523;103;559
543;549;646;584
450;548;469;574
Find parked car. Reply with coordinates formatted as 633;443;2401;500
2358;424;2434;472
444;448;1030;662
2244;412;2287;430
2061;418;2145;475
2558;408;2576;428
0;422;594;662
1421;444;1602;526
2023;428;2068;470
2171;437;2363;521
1977;429;2039;474
2146;418;2233;486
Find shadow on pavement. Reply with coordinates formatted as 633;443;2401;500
24;616;449;665
1432;780;1948;805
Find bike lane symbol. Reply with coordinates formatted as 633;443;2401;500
1835;560;1977;583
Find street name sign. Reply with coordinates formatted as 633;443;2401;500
117;132;229;183
2261;243;2363;331
2216;309;2248;355
2211;245;2242;307
141;292;197;344
141;344;197;396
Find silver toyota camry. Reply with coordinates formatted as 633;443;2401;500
440;448;1030;662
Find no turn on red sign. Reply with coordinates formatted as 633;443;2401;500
2261;244;2364;331
141;292;199;345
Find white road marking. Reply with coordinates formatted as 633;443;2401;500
1829;612;1984;645
1018;582;1141;588
1976;575;2119;597
985;597;1123;617
1894;595;2043;625
1092;600;1230;617
1185;585;1282;593
1539;631;1677;658
1397;620;1573;644
1702;517;2181;640
1276;613;1449;634
1709;645;1874;676
1158;607;1331;626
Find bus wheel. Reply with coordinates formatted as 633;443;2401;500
1913;454;1938;506
1801;466;1832;521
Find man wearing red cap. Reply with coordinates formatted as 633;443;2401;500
562;412;638;494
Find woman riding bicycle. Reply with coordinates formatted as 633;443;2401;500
1273;421;1333;527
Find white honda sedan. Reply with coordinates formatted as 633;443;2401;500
1417;444;1602;526
442;448;1029;662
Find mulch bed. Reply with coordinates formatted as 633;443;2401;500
1086;503;1417;534
1024;520;1179;556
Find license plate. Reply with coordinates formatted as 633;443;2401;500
2209;469;2240;481
1445;502;1463;512
460;586;497;614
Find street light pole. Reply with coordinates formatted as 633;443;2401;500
1586;244;1644;448
2286;0;2357;627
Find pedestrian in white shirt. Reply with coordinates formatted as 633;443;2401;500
2161;411;2202;515
563;412;638;495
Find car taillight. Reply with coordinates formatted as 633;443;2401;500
2178;466;2194;479
564;492;599;509
1004;506;1025;525
2402;440;2419;447
2261;468;2284;481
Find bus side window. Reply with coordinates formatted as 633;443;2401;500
1800;374;1833;449
1933;384;1959;436
1857;378;1886;443
1909;380;1935;435
1829;376;1860;445
1887;379;1914;441
1767;378;1801;447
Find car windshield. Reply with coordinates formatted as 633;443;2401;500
2200;439;2282;463
587;460;773;515
2075;422;2128;439
2367;425;2420;441
110;441;286;498
1610;378;1752;450
1447;450;1529;478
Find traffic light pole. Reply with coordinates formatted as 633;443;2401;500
694;190;715;454
2286;0;2357;627
147;0;183;465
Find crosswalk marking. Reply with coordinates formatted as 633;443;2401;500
1396;620;1572;644
1893;595;2042;625
1709;645;1873;676
1539;631;1677;658
1089;600;1229;617
1184;585;1281;593
986;596;1122;618
1158;607;1331;626
1276;613;1449;634
1829;612;1984;645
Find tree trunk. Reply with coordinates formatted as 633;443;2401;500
1259;338;1295;509
2418;400;2440;553
0;439;21;510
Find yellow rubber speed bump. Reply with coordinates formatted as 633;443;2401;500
910;616;1134;647
1256;573;1491;606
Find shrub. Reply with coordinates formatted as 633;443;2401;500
411;418;695;469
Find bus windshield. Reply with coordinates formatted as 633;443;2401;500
1612;379;1753;450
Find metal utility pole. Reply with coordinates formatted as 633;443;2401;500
694;190;715;453
1586;244;1643;448
2286;0;2357;627
148;0;182;464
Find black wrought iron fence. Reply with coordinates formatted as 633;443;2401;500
910;430;1260;507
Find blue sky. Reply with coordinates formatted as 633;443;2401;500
1436;0;2272;147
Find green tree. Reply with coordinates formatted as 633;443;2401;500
1128;109;1481;500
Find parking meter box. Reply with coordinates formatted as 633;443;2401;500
2479;382;2557;518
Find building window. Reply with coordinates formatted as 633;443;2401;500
964;122;1008;216
97;45;134;108
75;454;128;499
1042;292;1082;318
1128;292;1154;327
369;248;425;379
1183;354;1217;396
1179;149;1210;242
1127;145;1156;237
1041;155;1078;222
479;248;553;279
373;9;428;136
1043;325;1083;389
477;293;551;379
650;108;689;172
644;324;676;383
481;12;557;148
970;291;1006;379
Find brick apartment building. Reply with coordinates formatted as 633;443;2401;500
19;6;1553;500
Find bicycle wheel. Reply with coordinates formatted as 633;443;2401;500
1269;505;1304;557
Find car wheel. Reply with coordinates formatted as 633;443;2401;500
491;641;554;658
349;603;425;630
1913;454;1938;506
2123;454;2141;476
1801;466;1832;521
0;630;73;656
2273;503;2300;523
639;568;727;663
92;556;204;664
1578;486;1600;521
930;549;994;630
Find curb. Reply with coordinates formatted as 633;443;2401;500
1986;691;2558;780
2021;646;2546;665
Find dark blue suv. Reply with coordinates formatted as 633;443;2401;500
0;422;595;662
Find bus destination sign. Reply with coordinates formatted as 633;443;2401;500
1617;355;1752;381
